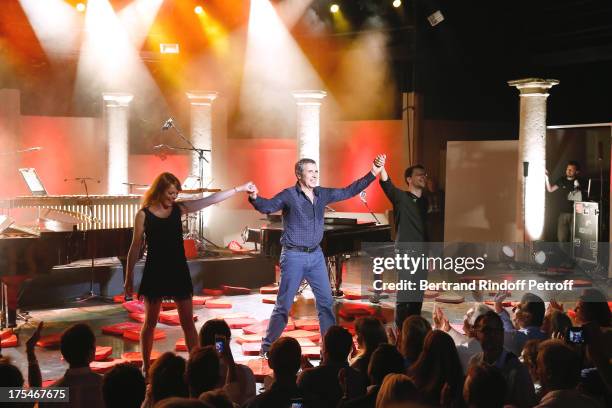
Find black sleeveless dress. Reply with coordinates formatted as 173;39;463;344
138;203;193;300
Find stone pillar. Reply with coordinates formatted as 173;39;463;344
508;78;558;242
292;90;326;182
186;91;218;183
103;93;133;195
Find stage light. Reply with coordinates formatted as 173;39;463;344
393;0;402;7
330;4;339;13
194;5;204;15
76;2;86;12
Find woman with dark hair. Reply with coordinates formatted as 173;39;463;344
575;288;611;327
351;317;388;376
124;172;254;375
408;330;465;407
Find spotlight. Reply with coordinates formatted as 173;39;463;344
194;5;204;15
330;4;339;13
393;0;402;7
76;2;86;13
241;226;261;251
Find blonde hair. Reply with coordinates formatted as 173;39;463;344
142;172;182;209
375;373;417;408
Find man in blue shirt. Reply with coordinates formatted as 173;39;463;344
248;155;385;353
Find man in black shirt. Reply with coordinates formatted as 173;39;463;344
545;161;582;243
379;160;429;330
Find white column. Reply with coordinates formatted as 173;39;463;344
292;90;326;182
186;91;218;183
508;78;558;241
103;93;133;195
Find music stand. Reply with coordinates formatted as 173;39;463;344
18;168;47;196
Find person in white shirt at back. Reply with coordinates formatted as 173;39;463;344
432;303;488;374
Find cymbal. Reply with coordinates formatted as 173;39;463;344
181;188;221;194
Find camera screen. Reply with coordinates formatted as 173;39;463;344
569;329;584;343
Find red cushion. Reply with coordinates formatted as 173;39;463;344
202;288;224;296
424;290;440;299
90;358;126;374
42;379;57;388
175;338;187;352
484;300;512;307
241;342;262;356
192;296;211;305
236;334;263;344
122;300;145;314
338;304;376;320
158;309;198;325
221;285;251;295
121;351;162;367
281;330;320;342
259;285;278;295
36;333;62;348
215;312;250;319
123;328;165;342
244;358;272;382
1;334;18;348
225;317;258;329
161;300;177;310
102;322;142;336
294;319;319;331
95;346;113;361
0;328;14;340
129;313;146;323
573;279;592;287
262;296;277;304
296;338;316;347
435;294;465;304
302;346;321;359
242;318;294;335
343;290;367;300
205;299;232;309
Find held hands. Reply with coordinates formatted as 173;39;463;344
236;181;257;194
371;154;386;176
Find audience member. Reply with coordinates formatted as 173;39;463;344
469;311;537;408
339;344;405;408
41;323;104;408
299;325;365;407
536;339;602;407
102;363;146;408
398;315;431;368
463;362;506;408
375;373;418;408
520;339;542;396
154;397;209;408
198;389;234;408
243;337;302;408
496;293;547;356
408;330;464;407
433;303;487;373
142;352;189;408
574;289;611;327
351;317;388;376
186;346;220;398
199;319;256;405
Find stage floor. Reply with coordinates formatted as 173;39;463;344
2;253;604;384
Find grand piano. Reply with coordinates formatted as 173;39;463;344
0;195;139;327
258;215;391;296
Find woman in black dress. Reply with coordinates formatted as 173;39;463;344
124;172;254;374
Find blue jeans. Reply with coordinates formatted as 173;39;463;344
262;247;335;352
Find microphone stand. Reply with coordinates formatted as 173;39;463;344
66;178;111;303
162;120;219;249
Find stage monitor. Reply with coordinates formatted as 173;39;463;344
18;168;47;196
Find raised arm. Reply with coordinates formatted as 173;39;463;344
248;185;287;214
379;169;403;205
545;170;558;192
323;155;385;204
124;210;145;298
179;182;254;214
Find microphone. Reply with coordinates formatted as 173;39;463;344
64;177;101;183
161;118;173;130
359;191;367;203
597;141;603;161
523;161;529;178
27;146;43;151
153;144;167;149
